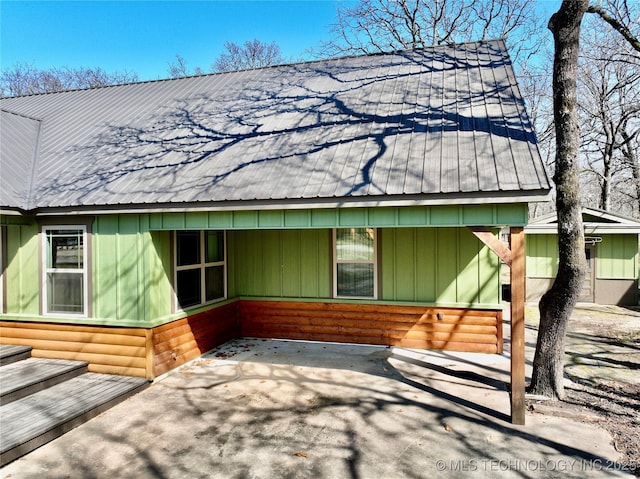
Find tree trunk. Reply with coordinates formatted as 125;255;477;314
527;0;588;400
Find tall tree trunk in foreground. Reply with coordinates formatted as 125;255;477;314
527;0;588;400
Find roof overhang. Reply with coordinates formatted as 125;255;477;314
526;207;640;234
28;189;552;217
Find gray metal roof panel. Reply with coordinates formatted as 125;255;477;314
0;110;41;208
0;39;550;212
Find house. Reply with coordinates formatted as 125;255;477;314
526;207;640;306
1;40;550;422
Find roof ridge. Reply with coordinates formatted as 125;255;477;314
0;108;44;122
0;39;507;99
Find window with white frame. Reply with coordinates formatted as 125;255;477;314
174;230;226;310
43;227;88;315
333;228;377;298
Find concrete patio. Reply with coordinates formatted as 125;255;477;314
1;337;633;479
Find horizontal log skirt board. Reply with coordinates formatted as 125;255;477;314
0;321;149;378
240;301;503;354
0;300;502;378
151;302;239;377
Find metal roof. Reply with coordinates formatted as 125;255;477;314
0;39;550;214
526;207;640;234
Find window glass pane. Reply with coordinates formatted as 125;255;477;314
336;228;374;261
177;231;200;266
337;263;374;297
205;231;224;263
177;269;201;309
47;230;83;269
205;265;225;302
47;272;83;313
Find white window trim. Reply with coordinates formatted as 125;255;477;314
42;225;89;317
174;230;227;311
333;228;378;300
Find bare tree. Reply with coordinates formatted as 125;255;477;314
618;123;640;216
212;39;284;73
167;54;205;78
528;0;640;400
318;0;544;65
0;63;138;97
578;18;640;215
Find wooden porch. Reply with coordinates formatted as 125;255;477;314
0;345;149;466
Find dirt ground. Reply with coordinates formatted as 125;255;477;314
523;303;640;476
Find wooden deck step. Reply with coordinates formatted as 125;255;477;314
0;345;32;365
0;358;88;404
0;373;149;466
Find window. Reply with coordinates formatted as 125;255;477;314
333;228;377;298
43;227;88;315
175;230;226;310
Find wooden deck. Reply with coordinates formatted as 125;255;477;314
0;346;149;466
0;357;89;404
0;344;33;365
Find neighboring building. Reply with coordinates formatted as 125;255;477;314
1;40;550;380
526;208;640;306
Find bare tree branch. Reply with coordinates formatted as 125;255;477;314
587;4;640;53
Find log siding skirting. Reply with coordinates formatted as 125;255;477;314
0;301;502;378
240;301;503;354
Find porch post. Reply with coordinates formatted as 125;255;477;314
509;226;526;425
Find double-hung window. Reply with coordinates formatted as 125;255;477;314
175;230;226;310
43;227;88;316
333;228;377;298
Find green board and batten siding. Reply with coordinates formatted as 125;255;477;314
526;233;638;280
5;223;40;316
147;204;527;231
2;204;522;327
380;228;499;304
596;234;639;279
4;217;174;326
92;216;173;323
228;229;331;299
229;228;500;305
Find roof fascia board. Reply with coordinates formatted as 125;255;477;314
30;190;551;217
530;207;640;227
526;225;640;234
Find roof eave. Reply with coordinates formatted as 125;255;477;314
29;190;552;217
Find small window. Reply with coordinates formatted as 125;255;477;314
42;227;88;316
333;228;377;298
175;231;226;310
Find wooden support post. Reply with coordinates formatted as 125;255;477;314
509;227;526;425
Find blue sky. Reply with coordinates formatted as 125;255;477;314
2;1;563;82
1;1;343;81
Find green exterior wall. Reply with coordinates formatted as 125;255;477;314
147;204;528;230
92;215;173;323
525;234;559;278
2;216;174;326
228;229;332;299
596;234;639;280
379;228;499;304
230;227;500;306
526;233;639;280
2;205;514;327
5;223;40;315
